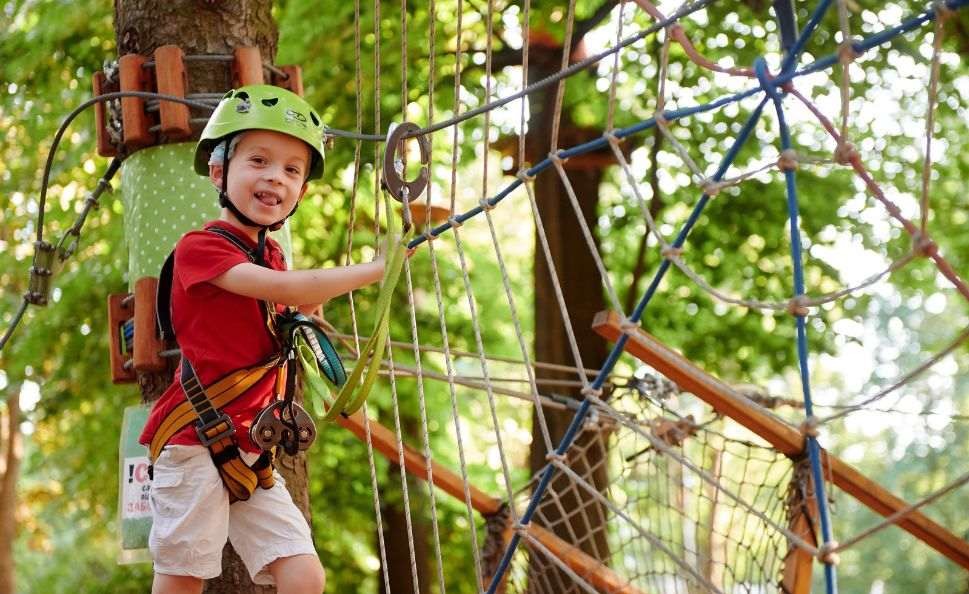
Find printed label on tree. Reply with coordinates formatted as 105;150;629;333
122;456;152;519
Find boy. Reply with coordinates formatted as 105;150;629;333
139;85;384;594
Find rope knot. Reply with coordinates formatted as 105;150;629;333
837;42;860;65
787;296;810;317
478;197;496;212
516;169;536;183
545;452;568;464
619;317;641;333
777;149;799;172
753;57;782;101
423;230;437;243
799;415;820;438
548;150;567;165
446;216;463;229
817;541;841;565
603;131;622;146
913;232;939;258
834;141;858;165
580;386;603;399
661;246;684;261
934;0;956;22
653;111;669;126
701;178;723;197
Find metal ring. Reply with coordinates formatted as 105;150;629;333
382;122;430;203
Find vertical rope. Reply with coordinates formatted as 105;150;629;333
549;156;625;317
919;12;946;235
422;235;486;591
521;177;591;389
755;57;838;594
836;0;854;146
605;0;626;132
482;0;495;206
412;2;452;591
517;0;530;170
549;0;578;152
353;0;390;590
443;0;520;583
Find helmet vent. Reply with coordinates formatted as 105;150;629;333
235;91;250;102
262;98;279;107
222;90;234;99
310;111;320;127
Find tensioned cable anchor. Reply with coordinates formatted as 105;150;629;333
26;241;56;306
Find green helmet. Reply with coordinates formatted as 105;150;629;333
194;84;325;180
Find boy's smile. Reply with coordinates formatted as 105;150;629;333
209;129;311;237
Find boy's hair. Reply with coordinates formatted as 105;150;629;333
207;135;244;167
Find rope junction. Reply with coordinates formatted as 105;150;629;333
3;0;969;593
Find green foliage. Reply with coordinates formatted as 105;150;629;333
2;0;968;592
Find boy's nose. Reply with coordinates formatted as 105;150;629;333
263;166;283;184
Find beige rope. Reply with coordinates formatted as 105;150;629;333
549;0;578;152
920;11;946;236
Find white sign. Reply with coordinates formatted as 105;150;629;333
122;456;152;519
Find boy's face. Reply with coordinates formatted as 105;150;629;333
209;129;311;227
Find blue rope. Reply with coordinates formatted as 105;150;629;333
779;0;834;74
757;54;839;594
408;0;963;250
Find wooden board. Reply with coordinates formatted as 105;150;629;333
593;309;969;570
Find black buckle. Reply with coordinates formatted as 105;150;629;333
195;413;236;447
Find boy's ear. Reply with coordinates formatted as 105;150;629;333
298;182;308;199
208;164;224;189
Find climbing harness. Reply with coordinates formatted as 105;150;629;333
152;225;346;501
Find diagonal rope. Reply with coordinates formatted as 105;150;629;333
831;469;969;554
817;325;969;425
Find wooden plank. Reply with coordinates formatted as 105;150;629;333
527;524;646;594
593;309;969;571
338;408;647;594
782;464;819;594
337;409;501;515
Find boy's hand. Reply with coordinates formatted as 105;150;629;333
406;246;418;259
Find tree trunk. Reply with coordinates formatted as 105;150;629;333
379;464;430;594
0;386;22;594
112;2;308;592
525;42;610;589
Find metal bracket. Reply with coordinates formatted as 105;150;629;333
381;121;430;205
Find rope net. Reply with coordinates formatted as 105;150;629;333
488;385;799;594
318;0;969;592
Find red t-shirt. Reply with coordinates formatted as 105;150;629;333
139;220;287;454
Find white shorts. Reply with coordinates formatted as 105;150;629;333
148;445;317;585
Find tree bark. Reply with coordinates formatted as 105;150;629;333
112;2;309;592
0;387;22;594
379;464;430;594
524;40;610;590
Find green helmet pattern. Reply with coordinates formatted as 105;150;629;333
194;84;325;180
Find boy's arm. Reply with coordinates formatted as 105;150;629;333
210;259;385;306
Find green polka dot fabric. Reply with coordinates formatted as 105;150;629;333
121;143;293;289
